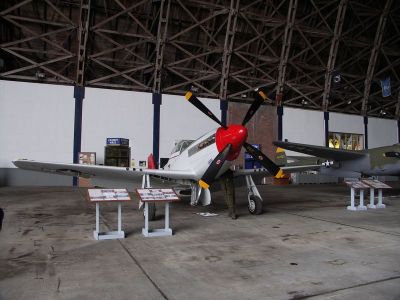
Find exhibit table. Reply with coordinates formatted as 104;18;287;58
361;179;391;209
345;180;369;211
87;189;131;240
136;188;180;237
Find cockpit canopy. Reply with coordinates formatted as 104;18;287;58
171;140;195;155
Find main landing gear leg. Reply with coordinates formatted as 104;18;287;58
190;183;202;206
245;175;263;215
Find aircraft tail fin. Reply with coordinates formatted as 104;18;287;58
147;154;156;169
275;147;287;166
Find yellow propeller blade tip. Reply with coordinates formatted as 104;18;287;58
185;91;193;101
199;180;210;189
275;169;285;179
276;147;285;153
258;90;267;100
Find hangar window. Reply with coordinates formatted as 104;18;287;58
328;132;364;150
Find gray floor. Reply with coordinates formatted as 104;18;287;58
1;183;400;300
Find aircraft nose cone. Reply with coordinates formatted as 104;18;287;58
216;124;248;161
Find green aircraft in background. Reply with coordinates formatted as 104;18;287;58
273;141;400;178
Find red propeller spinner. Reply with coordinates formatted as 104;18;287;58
215;125;248;161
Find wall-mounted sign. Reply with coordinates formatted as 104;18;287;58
106;138;129;146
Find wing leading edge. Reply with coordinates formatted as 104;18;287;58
273;141;366;161
12;160;196;181
233;164;321;177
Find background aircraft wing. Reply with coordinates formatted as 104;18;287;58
273;141;366;161
233;164;321;177
13;160;196;181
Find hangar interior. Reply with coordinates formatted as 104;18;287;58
1;0;400;185
1;1;400;299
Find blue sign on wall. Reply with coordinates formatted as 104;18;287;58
244;144;261;159
244;144;262;169
106;138;129;146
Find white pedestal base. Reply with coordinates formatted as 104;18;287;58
94;230;125;240
347;206;357;211
93;203;125;240
142;228;172;237
347;188;368;211
142;202;173;238
367;204;377;209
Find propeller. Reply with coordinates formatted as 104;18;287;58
242;89;268;126
185;91;227;128
243;142;284;178
186;88;284;189
199;144;232;189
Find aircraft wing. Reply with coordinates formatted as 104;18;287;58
273;141;366;161
12;160;196;181
233;164;321;177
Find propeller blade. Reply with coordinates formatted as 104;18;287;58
199;144;232;189
185;91;226;128
241;89;269;126
243;142;285;178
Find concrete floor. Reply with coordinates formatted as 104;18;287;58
1;183;400;300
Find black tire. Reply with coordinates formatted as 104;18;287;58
248;196;263;215
145;203;156;221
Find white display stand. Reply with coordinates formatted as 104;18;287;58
361;179;391;209
136;188;180;237
345;181;369;211
88;189;131;240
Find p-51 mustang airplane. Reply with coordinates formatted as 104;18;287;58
13;90;319;216
274;140;400;178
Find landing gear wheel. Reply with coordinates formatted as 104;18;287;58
248;196;263;215
144;203;156;221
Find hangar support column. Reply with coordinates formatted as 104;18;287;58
275;0;296;142
72;0;91;186
398;120;400;144
219;0;239;126
361;0;392;115
396;92;400;143
364;117;369;149
152;93;162;168
322;0;348;112
276;0;297;105
220;100;228;127
73;86;85;187
152;0;170;168
277;105;283;141
324;112;329;147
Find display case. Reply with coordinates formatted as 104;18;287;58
104;138;131;167
104;146;131;167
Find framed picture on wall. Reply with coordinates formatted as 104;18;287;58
79;152;96;165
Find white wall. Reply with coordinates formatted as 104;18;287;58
329;112;364;134
159;94;220;159
368;117;398;148
0;81;221;170
0;80;74;168
81;90;220;164
81;88;153;164
1;78;397;173
282;107;324;155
